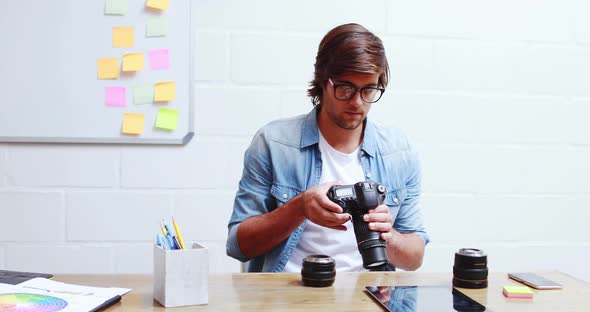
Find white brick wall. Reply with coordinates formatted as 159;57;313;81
1;1;589;282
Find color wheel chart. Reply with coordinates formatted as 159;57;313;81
0;293;67;312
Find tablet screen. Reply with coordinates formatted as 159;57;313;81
364;285;489;312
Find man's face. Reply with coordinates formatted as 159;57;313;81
319;72;381;131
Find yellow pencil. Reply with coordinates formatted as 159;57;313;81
172;217;186;250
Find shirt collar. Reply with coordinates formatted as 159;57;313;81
300;107;377;157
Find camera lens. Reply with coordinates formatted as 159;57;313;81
301;255;336;287
452;248;488;289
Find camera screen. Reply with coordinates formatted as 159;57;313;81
335;187;353;197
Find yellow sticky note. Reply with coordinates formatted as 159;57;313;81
146;0;170;10
122;53;144;72
113;26;134;48
156;108;179;130
122;113;144;135
97;58;119;79
154;81;176;102
503;286;534;295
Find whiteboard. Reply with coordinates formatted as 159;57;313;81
0;0;193;144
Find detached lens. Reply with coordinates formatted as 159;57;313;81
452;248;488;289
301;255;336;287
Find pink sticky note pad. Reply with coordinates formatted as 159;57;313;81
105;86;127;107
502;290;533;299
149;48;170;70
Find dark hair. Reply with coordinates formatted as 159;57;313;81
308;23;389;107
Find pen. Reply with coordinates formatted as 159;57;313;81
172;217;186;250
165;234;177;250
160;220;168;236
172;235;182;251
89;295;121;312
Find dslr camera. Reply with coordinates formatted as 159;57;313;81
327;181;390;269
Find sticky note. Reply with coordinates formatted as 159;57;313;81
154;81;176;102
133;84;154;104
104;0;127;15
502;286;534;299
122;53;144;72
156;108;179;130
97;58;119;79
105;86;127;107
146;15;168;37
149;48;170;70
113;26;134;48
122;113;144;135
146;0;170;10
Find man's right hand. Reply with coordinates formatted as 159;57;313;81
298;181;351;231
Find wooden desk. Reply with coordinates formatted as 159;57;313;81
55;271;589;311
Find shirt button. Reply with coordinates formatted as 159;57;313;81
361;150;365;156
282;194;288;199
366;172;371;178
393;197;399;203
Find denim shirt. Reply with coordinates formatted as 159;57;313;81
226;108;429;272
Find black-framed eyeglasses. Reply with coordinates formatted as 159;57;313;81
328;78;385;103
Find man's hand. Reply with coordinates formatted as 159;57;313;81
364;204;394;241
299;181;351;231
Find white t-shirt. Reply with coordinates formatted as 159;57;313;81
283;131;367;272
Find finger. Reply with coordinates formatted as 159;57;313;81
364;212;393;223
368;204;389;214
319;196;344;213
326;224;347;231
368;222;393;233
380;231;393;241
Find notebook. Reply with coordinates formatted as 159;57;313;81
0;270;53;285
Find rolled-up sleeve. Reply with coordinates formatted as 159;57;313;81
226;129;276;262
394;146;430;245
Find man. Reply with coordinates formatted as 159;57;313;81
226;23;428;272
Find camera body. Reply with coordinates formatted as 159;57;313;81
327;181;390;269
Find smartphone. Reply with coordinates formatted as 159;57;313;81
508;272;563;290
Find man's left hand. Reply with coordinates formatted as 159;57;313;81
364;204;393;241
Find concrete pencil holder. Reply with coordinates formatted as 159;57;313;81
153;242;209;307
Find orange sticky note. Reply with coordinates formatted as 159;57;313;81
113;26;134;48
97;58;119;79
122;53;144;72
122;113;144;135
146;0;170;10
154;81;176;102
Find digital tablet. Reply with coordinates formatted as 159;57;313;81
364;285;490;312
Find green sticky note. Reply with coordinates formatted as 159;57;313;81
105;0;128;15
156;108;179;130
133;84;154;105
146;16;168;37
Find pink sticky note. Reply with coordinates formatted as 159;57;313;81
149;48;170;70
105;86;127;107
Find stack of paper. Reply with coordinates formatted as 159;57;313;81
503;285;534;299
